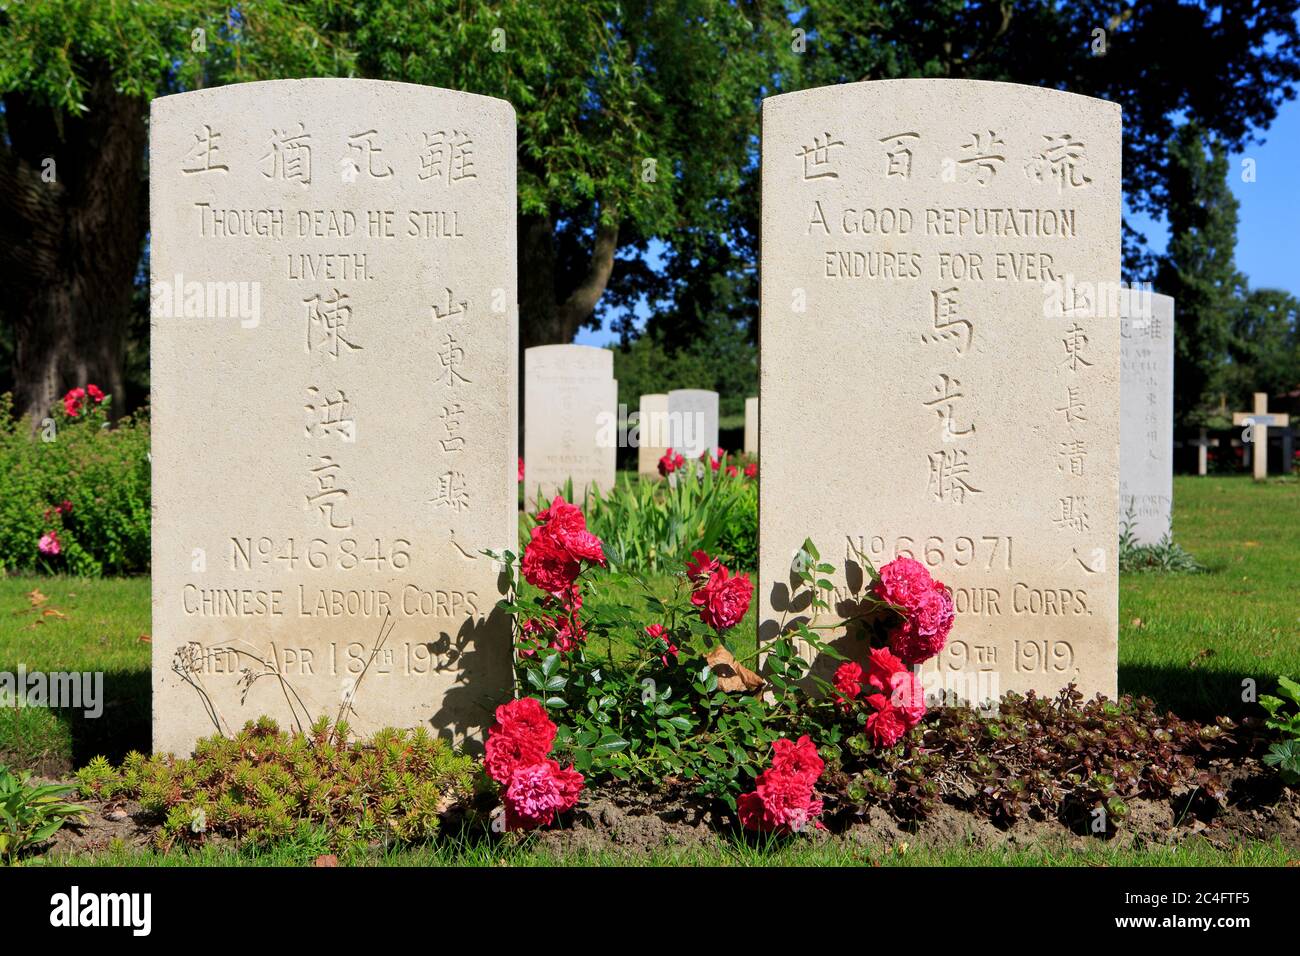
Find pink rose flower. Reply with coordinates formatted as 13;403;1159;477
833;661;863;704
503;759;584;831
86;383;104;403
38;531;61;556
63;387;86;417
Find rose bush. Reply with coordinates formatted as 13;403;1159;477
0;390;150;575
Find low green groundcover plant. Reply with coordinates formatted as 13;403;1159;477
0;387;150;576
0;764;86;862
76;718;475;853
1261;676;1300;785
1117;509;1201;574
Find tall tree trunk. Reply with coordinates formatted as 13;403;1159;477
0;72;146;423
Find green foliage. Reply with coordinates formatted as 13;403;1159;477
1260;676;1300;786
716;475;757;571
527;467;755;575
0;393;149;575
1156;123;1247;426
0;764;86;862
834;688;1239;833
1118;510;1202;574
75;718;475;853
613;320;756;419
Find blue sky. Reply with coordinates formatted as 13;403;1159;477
578;96;1300;347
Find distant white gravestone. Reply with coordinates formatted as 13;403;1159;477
523;344;617;504
637;393;670;476
151;79;518;756
744;396;759;456
667;389;719;462
759;80;1121;701
1120;290;1174;545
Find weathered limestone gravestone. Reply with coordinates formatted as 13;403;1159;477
744;396;759;456
523;344;617;504
667;388;719;462
151;79;517;755
759;80;1121;701
1232;392;1290;480
637;393;670;476
1120;290;1174;545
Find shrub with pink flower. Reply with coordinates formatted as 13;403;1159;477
518;496;607;655
737;735;824;834
484;696;584;831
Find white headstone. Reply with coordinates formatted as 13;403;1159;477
524;344;617;504
667;388;719;463
151;79;517;755
759;80;1121;701
1120;290;1174;544
744;396;759;456
637;393;670;475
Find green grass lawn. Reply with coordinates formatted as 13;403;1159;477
1;475;1294;770
41;833;1294;868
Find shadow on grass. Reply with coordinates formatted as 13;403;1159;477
1;668;150;772
1119;663;1260;723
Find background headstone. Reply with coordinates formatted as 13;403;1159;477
744;396;759;456
524;344;617;504
1120;290;1174;544
667;388;719;462
637;393;670;476
759;80;1121;701
151;79;517;755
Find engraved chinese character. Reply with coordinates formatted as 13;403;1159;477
181;124;228;175
1055;386;1088;424
305;386;355;441
922;373;975;439
927;449;982;504
879;131;920;179
431;287;468;323
430;470;470;513
1058;438;1087;476
1053;495;1089;533
420;130;477;185
439;402;467;453
1059;322;1093;372
957;131;1006;185
304;290;362;359
1026;133;1092;190
921;287;973;354
435;333;471;388
306;455;352;529
261;124;312;187
342;129;393;180
797;133;845;181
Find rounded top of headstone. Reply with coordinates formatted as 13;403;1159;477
762;78;1122;117
151;77;516;120
524;343;613;377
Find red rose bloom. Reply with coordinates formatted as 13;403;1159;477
86;383;104;403
770;735;824;784
726;465;739;478
535;495;606;566
744;463;758;479
658;448;685;476
63;387;86;417
691;566;753;633
737;737;825;834
685;549;720;582
521;526;580;593
484;697;558;784
833;661;863;704
864;694;909;747
866;647;908;692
